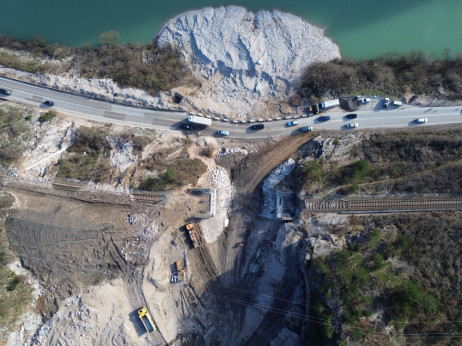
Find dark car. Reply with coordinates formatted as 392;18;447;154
346;113;357;119
318;115;331;122
250;124;264;130
43;100;54;107
0;88;11;96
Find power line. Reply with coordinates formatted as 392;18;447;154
209;282;462;325
204;291;462;339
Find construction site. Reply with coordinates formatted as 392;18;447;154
1;100;462;345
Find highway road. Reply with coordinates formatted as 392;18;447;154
2;76;462;139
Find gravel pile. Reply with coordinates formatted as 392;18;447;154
216;147;250;157
261;159;296;219
108;138;136;174
156;6;340;118
200;167;233;243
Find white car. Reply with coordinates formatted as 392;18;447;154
416;118;428;124
346;123;359;128
383;98;390;108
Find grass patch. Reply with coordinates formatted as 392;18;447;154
0;51;44;74
0;106;31;166
56;126;113;182
139;148;207;191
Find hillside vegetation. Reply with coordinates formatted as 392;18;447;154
0;32;197;94
299;128;462;196
297;128;462;345
298;50;462;102
306;213;462;345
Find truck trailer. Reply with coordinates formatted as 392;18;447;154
185;224;200;248
138;306;155;333
187;115;212;126
320;99;340;109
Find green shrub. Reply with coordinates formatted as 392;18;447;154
372;253;384;270
38;111;56;123
352;160;369;180
349;183;359;194
302;160;322;183
368;228;381;247
389;281;439;319
394;233;412;252
6;275;21;291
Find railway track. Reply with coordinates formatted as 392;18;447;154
131;193;165;205
306;196;462;213
51;182;82;192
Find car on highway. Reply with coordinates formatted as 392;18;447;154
416;118;428;124
383;97;390;108
346;113;357;119
286;120;298;127
300;126;313;132
217;130;229;136
250;124;264;130
0;88;11;96
361;97;371;104
346;122;359;129
317;115;331;122
43;100;54;107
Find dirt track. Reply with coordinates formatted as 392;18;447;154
218;133;315;279
181;133;316;343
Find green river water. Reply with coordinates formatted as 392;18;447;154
1;0;461;59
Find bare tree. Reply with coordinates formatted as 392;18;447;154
98;30;120;48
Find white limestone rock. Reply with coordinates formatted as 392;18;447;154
156;6;340;109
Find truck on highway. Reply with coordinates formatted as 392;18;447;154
185;224;200;248
320;99;339;109
138;306;155;333
187;114;212;126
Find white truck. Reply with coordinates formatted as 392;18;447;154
320;99;340;109
187;115;212;126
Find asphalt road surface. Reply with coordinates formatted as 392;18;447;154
2;76;462;139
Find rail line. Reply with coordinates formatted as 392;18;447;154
131;193;166;205
305;196;462;213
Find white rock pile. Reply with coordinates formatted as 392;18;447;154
200;167;233;243
261;158;296;219
156;6;340;117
